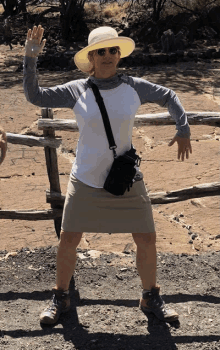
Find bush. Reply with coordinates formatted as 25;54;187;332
102;1;130;19
84;2;100;15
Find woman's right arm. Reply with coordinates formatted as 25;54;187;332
23;25;76;109
0;126;7;165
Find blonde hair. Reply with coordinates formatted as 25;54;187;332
87;46;121;76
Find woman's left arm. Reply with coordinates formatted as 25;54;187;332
131;77;192;161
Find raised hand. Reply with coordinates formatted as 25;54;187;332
168;135;192;161
25;25;46;58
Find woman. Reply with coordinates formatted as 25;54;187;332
0;126;7;165
24;25;192;325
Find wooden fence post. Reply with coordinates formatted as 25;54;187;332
42;108;62;239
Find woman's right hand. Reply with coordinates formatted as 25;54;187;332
25;25;46;58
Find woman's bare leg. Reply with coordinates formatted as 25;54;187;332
55;230;83;291
132;232;179;321
132;232;157;290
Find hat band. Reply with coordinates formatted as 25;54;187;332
89;33;118;46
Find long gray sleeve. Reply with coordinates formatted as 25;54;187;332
23;56;86;109
128;76;190;138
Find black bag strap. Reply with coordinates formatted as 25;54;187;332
88;79;117;158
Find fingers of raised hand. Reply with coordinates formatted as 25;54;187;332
27;28;32;40
40;38;46;51
27;25;44;44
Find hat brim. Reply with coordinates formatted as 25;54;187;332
74;37;135;73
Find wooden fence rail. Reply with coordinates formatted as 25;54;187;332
46;182;220;206
38;112;220;131
0;181;219;220
1;108;219;239
6;133;62;148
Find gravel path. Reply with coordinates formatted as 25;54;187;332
0;247;220;349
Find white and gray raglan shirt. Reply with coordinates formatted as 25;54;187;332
23;56;190;188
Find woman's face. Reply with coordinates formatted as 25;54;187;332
88;46;121;79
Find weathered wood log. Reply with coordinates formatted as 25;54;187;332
149;182;220;204
0;209;63;220
135;112;220;126
38;118;78;131
6;133;62;148
38;112;220;132
42;108;62;239
46;182;220;206
46;189;65;204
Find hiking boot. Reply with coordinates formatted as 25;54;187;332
139;286;179;322
40;288;70;325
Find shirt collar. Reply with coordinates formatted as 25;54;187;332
89;74;122;90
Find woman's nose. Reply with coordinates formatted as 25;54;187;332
104;49;110;56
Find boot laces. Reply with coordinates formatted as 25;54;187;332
47;294;63;313
149;293;165;311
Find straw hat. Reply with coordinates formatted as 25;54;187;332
74;26;135;73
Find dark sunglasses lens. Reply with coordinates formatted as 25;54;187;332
109;47;118;55
97;49;106;56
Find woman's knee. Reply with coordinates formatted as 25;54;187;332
132;232;156;248
60;230;83;248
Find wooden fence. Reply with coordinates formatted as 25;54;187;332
1;108;220;239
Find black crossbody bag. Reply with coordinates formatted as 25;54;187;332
88;79;141;196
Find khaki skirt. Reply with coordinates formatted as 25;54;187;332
61;174;155;233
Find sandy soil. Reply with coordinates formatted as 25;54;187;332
0;44;220;256
0;39;220;350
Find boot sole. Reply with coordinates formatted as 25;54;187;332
139;302;179;322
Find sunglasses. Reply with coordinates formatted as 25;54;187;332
96;47;119;56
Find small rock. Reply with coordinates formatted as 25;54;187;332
215;234;220;239
191;233;198;240
77;253;88;260
123;243;132;254
0;251;18;261
87;250;102;259
116;274;123;280
120;268;128;272
188;240;193;244
191;199;205;208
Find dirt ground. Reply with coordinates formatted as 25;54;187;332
0;43;220;255
0;247;220;350
0;43;220;349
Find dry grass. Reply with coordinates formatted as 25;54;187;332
163;0;220;16
85;1;130;19
103;2;130;18
26;5;53;15
84;2;100;14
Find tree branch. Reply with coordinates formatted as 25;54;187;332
170;0;195;14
